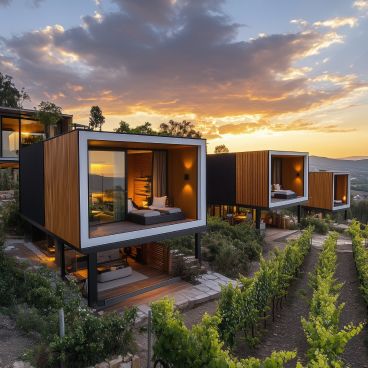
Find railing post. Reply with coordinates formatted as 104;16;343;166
147;309;152;368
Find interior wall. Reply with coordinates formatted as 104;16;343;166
279;156;304;196
335;174;348;202
167;147;197;219
127;151;153;207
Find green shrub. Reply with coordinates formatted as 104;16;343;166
217;227;313;348
151;298;297;368
301;217;329;235
301;232;364;366
1;194;25;235
50;308;137;368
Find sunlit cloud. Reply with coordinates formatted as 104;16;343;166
313;17;358;29
353;0;368;10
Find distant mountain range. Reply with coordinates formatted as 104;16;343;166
310;156;368;174
310;156;368;192
339;156;368;161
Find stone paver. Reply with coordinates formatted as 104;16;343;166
133;271;235;324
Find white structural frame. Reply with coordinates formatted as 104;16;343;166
78;131;207;249
268;150;309;209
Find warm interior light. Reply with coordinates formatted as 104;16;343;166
183;183;193;195
342;195;347;203
183;159;193;170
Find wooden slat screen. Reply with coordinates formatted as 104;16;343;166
44;131;80;247
306;172;333;210
236;151;269;208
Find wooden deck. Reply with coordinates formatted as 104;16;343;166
89;218;194;238
103;279;190;312
98;258;171;301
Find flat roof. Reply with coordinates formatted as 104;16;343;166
0;105;73;118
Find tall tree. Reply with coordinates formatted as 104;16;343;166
159;120;201;138
214;144;229;153
0;72;30;108
35;101;62;138
89;106;105;131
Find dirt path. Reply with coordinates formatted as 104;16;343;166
336;239;368;367
0;314;36;367
245;246;319;366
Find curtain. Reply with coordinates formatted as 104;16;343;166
153;151;167;197
272;158;282;185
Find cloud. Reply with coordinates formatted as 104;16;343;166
0;0;45;6
0;0;365;131
313;17;358;29
0;0;11;6
353;0;368;10
212;118;355;137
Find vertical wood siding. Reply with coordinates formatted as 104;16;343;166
306;172;333;210
44;131;80;247
236;151;269;208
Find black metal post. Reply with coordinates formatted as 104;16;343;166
55;239;65;279
297;205;302;224
344;209;348;221
88;253;98;307
255;208;261;230
195;233;202;264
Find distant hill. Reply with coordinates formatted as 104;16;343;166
310;156;368;192
339;156;368;160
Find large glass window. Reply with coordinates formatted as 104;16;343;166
1;117;19;157
88;150;126;226
21;119;45;146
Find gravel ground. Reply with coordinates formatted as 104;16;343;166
0;314;35;367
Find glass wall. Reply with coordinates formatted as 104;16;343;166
88;150;126;226
20;119;45;146
1;117;19;157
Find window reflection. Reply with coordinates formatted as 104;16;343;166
1;117;19;157
21;119;45;146
88;150;126;226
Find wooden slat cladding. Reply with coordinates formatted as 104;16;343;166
142;243;170;272
306;172;333;210
236;151;269;208
44;131;80;247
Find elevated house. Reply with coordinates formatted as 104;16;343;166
20;130;206;307
304;171;350;216
207;150;309;228
0;106;72;177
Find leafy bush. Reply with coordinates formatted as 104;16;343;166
301;232;364;367
349;220;368;304
301;216;329;235
217;228;313;348
151;298;297;368
162;217;263;278
0;230;137;368
1;193;25;235
50;308;137;368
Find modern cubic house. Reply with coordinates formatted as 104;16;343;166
0;106;72;175
20;130;206;307
207;150;309;228
304;171;350;213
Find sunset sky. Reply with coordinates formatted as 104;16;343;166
0;0;367;157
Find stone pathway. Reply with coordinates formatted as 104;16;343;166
134;271;236;323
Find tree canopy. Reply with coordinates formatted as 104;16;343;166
214;144;229;154
35;101;62;127
89;106;105;131
114;119;202;138
0;72;30;108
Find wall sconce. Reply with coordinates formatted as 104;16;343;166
184;173;190;181
296;172;300;178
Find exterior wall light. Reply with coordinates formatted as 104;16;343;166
184;173;190;181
